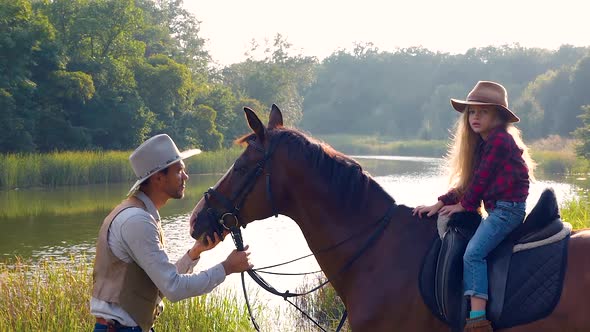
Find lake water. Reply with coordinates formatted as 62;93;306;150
0;156;585;329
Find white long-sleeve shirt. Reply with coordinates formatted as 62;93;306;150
90;191;226;326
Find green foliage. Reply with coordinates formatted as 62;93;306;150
0;148;241;189
2;0;590;154
292;277;349;331
532;150;578;174
182;105;223;150
317;135;447;157
574;105;590;159
222;33;318;126
301;44;588;139
517;54;590;139
0;0;238;153
0;257;255;332
526;135;590;175
560;198;590;229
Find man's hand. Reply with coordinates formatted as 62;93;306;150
222;245;254;275
412;201;444;218
188;232;222;260
438;202;466;217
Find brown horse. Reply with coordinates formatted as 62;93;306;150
190;105;590;331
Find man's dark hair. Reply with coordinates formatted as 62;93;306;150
139;166;169;188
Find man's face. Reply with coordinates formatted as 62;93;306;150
161;160;189;199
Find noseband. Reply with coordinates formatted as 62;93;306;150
203;136;281;235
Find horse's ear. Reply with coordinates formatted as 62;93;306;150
244;107;265;141
268;104;284;129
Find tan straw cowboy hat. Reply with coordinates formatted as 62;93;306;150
450;81;520;123
128;134;201;195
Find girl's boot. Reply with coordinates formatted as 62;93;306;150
464;317;493;332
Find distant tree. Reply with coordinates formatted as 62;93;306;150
0;0;57;151
136;0;210;80
419;83;467;139
194;84;240;145
515;55;590;139
223;34;317;126
3;0;590;153
573;105;590;159
183;104;223;150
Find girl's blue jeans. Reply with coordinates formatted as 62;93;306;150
463;200;526;300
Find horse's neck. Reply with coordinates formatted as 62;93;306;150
285;179;388;243
284;178;438;280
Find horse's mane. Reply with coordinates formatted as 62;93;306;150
237;128;395;211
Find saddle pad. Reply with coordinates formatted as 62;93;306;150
419;234;569;330
493;235;569;329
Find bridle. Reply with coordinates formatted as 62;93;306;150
201;133;396;332
203;135;280;235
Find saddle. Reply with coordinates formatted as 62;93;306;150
419;189;571;331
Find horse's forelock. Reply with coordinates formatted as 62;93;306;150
235;133;256;146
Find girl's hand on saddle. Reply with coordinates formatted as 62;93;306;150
438;203;465;217
413;201;444;218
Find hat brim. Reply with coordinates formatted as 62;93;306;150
127;148;202;196
450;99;520;123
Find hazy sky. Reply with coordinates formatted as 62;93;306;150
185;0;590;65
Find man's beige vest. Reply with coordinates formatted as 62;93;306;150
92;196;163;331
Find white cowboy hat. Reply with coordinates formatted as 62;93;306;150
127;134;201;195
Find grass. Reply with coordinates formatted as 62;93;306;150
0;256;256;332
316;134;590;176
561;197;590;229
291;276;350;332
0;148;242;190
1;134;588;189
316;134;447;157
531;150;590;175
529;135;590;175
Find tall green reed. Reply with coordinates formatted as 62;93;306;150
0;257;255;332
291;276;350;332
316;135;447;157
561;197;590;229
0;148;243;190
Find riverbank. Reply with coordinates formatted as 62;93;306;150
316;134;447;157
0;136;588;190
0;257;258;332
0;148;242;190
318;134;590;176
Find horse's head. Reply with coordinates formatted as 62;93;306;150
190;104;287;244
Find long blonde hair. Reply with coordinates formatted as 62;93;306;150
445;107;536;195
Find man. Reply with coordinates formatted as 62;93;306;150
90;134;253;331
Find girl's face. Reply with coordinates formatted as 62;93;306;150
467;105;502;139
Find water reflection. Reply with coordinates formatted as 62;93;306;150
0;157;583;264
0;174;221;259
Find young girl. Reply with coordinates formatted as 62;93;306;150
413;81;535;332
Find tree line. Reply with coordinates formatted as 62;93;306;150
2;0;590;154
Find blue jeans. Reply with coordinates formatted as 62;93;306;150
463;201;526;300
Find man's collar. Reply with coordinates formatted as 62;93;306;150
134;191;161;221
